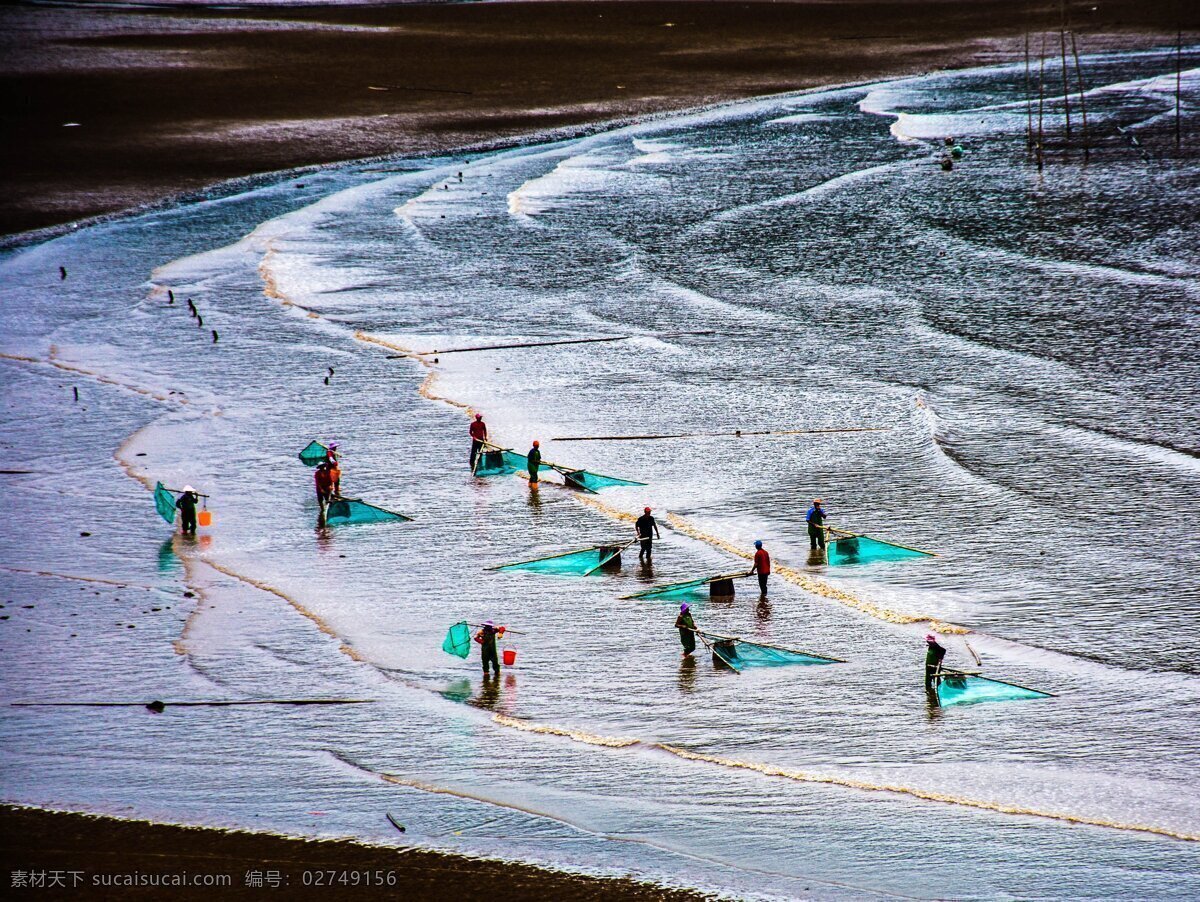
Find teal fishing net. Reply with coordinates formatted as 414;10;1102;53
298;440;329;466
492;545;623;576
704;633;839;672
153;482;177;524
934;673;1050;707
474;448;530;477
561;469;647;491
324;498;411;525
826;534;933;565
442;621;472;659
624;576;714;600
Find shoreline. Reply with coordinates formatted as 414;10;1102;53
3;0;1194;236
0;805;714;900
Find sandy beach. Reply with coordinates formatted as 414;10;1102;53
0;806;710;899
1;0;1192;235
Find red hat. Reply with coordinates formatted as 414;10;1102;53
532;440;539;447
474;413;483;420
644;507;651;513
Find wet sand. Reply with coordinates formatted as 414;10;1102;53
1;0;1192;235
0;806;711;900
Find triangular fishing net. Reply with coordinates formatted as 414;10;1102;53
324;498;411;525
298;440;329;466
560;469;647;492
826;533;933;565
624;575;715;600
934;672;1051;707
473;448;530;477
442;621;472;659
490;545;623;576
703;632;839;672
153;482;177;524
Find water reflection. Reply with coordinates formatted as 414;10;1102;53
526;482;541;511
677;655;697;693
470;673;502;711
314;526;335;556
755;598;773;623
157;537;180;574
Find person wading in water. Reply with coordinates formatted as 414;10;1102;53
675;604;697;657
806;498;828;550
176;486;199;535
469;414;487;469
749;540;771;597
475;621;502;676
636;507;661;561
527;441;541;484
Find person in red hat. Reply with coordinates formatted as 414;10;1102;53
527;440;541;484
635;506;661;560
468;413;488;469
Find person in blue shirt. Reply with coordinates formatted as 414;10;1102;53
806;498;828;549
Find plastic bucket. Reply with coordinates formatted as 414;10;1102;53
198;510;213;527
502;648;517;666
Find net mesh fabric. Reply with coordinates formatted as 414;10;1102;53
324;498;410;525
154;482;176;524
935;673;1050;707
298;440;328;466
442;621;472;659
495;546;621;576
561;470;646;491
826;534;931;565
625;576;715;600
474;448;530;477
704;633;838;671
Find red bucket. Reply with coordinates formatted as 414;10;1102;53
502;648;517;667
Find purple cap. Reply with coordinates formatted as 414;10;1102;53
925;633;938;643
680;603;689;613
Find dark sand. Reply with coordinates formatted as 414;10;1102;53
0;806;711;900
2;1;1193;235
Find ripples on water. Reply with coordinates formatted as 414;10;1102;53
1;50;1198;898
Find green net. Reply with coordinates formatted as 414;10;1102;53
624;573;742;600
299;440;329;466
491;545;624;576
703;633;839;672
442;621;472;659
826;533;933;566
560;469;647;492
934;672;1051;707
153;482;177;524
324;498;411;525
474;448;530;477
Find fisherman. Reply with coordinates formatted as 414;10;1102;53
475;620;502;675
635;506;661;560
749;540;770;597
176;485;199;536
469;414;488;468
675;603;697;657
527;441;541;484
314;462;334;506
327;456;342;497
806;498;828;550
924;633;947;688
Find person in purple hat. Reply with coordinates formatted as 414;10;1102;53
674;603;697;657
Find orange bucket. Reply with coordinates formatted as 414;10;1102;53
502;648;517;667
198;510;213;527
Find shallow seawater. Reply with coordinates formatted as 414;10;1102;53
1;49;1199;899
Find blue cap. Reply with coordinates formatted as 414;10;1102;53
754;540;763;548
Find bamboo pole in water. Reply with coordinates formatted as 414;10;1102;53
1070;30;1090;160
